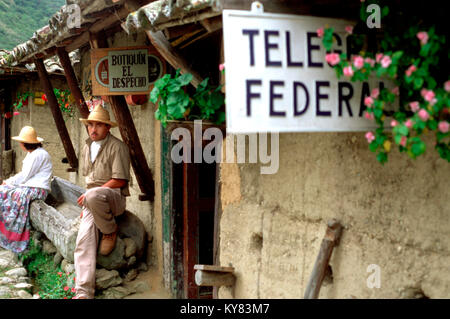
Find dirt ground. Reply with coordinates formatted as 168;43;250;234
124;266;172;299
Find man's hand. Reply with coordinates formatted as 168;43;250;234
77;194;85;207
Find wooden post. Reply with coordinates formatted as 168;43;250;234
56;47;90;119
34;58;78;170
109;95;155;201
194;265;235;287
304;219;343;299
89;31;155;201
145;30;204;88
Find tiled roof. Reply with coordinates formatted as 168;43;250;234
123;0;221;33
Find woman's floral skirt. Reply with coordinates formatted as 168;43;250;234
0;185;48;253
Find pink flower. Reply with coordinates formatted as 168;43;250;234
418;109;429;121
325;53;340;66
64;286;69;291
438;121;449;133
445;80;450;92
57;272;63;277
376;53;384;63
381;55;392;68
405;65;417;77
423;90;435;103
364;96;374;107
364;111;374;120
365;132;375;143
409;101;420;112
420;88;427;97
219;63;225;71
405;119;413;128
400;136;407;147
390;120;398;127
353;56;364;69
365;58;375;67
416;31;429;45
391;86;399;96
317;27;324;38
343;65;354;77
345;25;354;34
71;288;76;293
371;88;380;98
13;111;20;116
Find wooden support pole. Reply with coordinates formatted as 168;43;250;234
304;219;343;299
145;30;203;88
34;58;78;170
89;31;154;201
109;95;155;201
56;47;90;119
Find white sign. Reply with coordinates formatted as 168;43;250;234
223;5;394;133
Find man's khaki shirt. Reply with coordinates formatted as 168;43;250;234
82;133;131;196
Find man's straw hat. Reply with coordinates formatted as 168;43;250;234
80;105;118;127
12;126;44;144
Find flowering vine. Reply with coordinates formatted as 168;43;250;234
319;0;449;164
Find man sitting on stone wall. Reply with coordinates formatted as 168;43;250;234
74;105;131;299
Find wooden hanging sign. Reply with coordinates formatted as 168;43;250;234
91;46;165;96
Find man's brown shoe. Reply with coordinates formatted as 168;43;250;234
99;231;117;255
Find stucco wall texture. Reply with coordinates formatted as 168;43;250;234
218;132;450;299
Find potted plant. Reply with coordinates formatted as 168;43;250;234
150;69;225;127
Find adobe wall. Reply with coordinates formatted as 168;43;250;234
218;132;450;298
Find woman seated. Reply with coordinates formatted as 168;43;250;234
0;126;53;253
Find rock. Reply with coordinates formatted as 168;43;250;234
100;286;132;299
5;268;27;277
1;277;15;284
64;263;75;274
124;238;137;258
53;252;64;265
124;269;138;282
61;259;69;271
127;256;136;267
42;240;57;255
14;283;33;290
0;250;19;268
116;211;147;259
17;290;33;299
95;269;123;290
96;237;127;270
0;286;13;298
137;262;148;272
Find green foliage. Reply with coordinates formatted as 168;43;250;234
150;69;225;127
18;239;76;299
321;0;449;164
0;0;65;50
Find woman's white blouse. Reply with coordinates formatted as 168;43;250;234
5;147;53;191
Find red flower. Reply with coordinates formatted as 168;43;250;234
64;286;69;291
71;288;76;293
42;94;47;102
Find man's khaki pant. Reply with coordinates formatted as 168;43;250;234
74;187;126;299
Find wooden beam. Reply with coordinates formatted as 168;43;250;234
34;58;78;170
90;32;155;202
145;30;203;88
56;47;90;119
195;270;236;287
304;219;343;299
109;95;155;201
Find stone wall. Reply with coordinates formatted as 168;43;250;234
218;132;450;298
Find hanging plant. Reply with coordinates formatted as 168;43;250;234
150;69;225;127
13;91;34;110
319;0;449;164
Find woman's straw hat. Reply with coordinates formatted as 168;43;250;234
12;126;44;144
80;105;118;127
